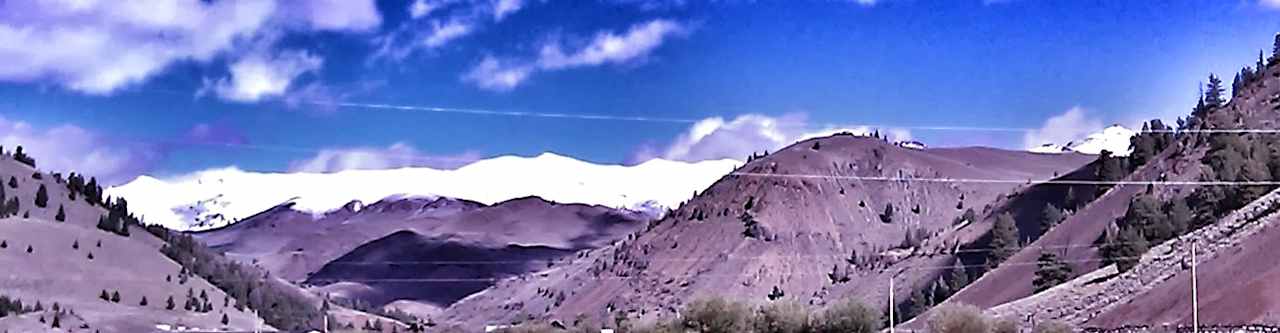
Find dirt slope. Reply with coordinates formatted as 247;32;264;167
441;135;1093;327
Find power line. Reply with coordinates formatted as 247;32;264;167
728;172;1280;186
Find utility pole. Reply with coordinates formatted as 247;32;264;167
889;277;896;333
254;309;261;333
324;314;329;333
1191;242;1199;333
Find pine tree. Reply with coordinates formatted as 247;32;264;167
34;184;46;208
879;203;895;223
946;259;969;293
166;296;175;310
1273;33;1280;64
1204;74;1226;108
6;176;15;189
99;290;110;301
110;291;120;303
1040;203;1065;236
1032;252;1072;292
140;296;148;306
1106;227;1148;273
987;213;1020;268
1166;197;1193;237
51;313;60;328
221;313;229;325
54;205;64;222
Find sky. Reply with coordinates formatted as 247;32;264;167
1;0;1280;185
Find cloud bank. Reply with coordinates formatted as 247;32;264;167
289;142;482;173
638;114;913;163
0;0;379;101
1022;106;1105;149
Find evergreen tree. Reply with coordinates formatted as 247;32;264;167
222;313;229;325
987;213;1020;268
946;259;969;293
879;203;895;223
110;291;120;303
1273;33;1280;64
6;176;15;189
1032;252;1072;292
166;296;175;310
1105;227;1148;273
34;184;47;208
99;290;110;302
50;313;60;328
1040;203;1065;236
1204;74;1226;108
1166;197;1193;236
140;296;148;306
54;205;64;222
1096;150;1127;196
1233;72;1243;97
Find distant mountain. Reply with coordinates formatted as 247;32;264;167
107;153;740;231
1029;125;1137;156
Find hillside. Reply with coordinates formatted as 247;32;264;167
439;135;1094;327
108;153;740;231
195;195;648;314
0;153;271;332
928;37;1280;329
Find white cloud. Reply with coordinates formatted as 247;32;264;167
491;0;525;21
410;0;447;19
464;19;686;91
0;0;379;96
293;0;382;32
1264;0;1280;9
1022;106;1104;149
423;19;474;48
461;56;535;91
205;50;324;103
648;114;912;162
0;0;276;94
289;142;481;173
537;19;684;70
852;0;878;6
0;116;160;185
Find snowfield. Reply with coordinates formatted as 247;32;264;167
1029;125;1136;156
107;153;740;231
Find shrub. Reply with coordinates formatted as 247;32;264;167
752;302;810;333
927;304;990;333
680;297;751;333
992;317;1019;333
1033;320;1071;333
814;300;881;333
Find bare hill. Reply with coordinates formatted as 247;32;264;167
441;135;1093;327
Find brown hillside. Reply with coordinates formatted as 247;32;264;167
441;135;1093;327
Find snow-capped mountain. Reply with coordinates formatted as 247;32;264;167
1028;125;1136;156
107;153;740;231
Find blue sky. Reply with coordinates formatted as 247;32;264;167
1;0;1279;184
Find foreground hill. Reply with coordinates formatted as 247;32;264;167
931;37;1280;329
441;135;1093;327
109;153;739;231
0;153;270;332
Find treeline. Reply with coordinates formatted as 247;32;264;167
496;300;1068;333
0;294;37;318
145;225;323;330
